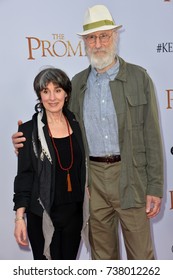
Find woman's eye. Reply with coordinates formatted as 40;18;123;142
56;88;62;93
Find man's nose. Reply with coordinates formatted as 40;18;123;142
95;36;102;47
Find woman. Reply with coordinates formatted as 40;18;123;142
13;67;86;260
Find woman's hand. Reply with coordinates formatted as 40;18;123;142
14;218;29;246
14;208;29;246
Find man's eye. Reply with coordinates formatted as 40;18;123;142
101;34;107;38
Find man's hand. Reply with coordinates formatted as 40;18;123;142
146;195;162;218
12;120;26;155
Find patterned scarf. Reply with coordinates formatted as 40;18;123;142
32;111;54;260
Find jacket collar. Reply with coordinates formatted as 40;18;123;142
80;56;127;88
116;56;127;82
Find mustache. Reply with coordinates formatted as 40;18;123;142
92;48;108;53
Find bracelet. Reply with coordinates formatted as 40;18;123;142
15;216;24;222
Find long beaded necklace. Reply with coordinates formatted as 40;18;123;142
48;116;73;192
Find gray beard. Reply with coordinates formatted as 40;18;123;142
89;52;116;70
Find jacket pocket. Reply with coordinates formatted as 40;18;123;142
126;94;147;166
126;94;147;126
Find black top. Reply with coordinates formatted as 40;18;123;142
52;133;83;206
13;108;86;217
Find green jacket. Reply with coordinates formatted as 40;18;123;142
69;56;163;209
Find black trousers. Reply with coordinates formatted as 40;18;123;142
27;202;83;260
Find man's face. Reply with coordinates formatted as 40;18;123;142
83;29;117;70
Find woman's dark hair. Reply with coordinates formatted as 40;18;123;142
33;67;72;112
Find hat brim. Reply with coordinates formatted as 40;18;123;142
77;24;122;36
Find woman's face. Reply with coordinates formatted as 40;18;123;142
40;82;67;114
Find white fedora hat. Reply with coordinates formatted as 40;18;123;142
77;5;122;36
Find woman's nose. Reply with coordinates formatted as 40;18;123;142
49;92;55;100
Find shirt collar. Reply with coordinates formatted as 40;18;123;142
91;57;120;80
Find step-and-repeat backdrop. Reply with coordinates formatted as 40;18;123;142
0;0;172;260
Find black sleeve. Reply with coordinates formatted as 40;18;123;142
13;120;34;211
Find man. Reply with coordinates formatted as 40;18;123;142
12;5;163;260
